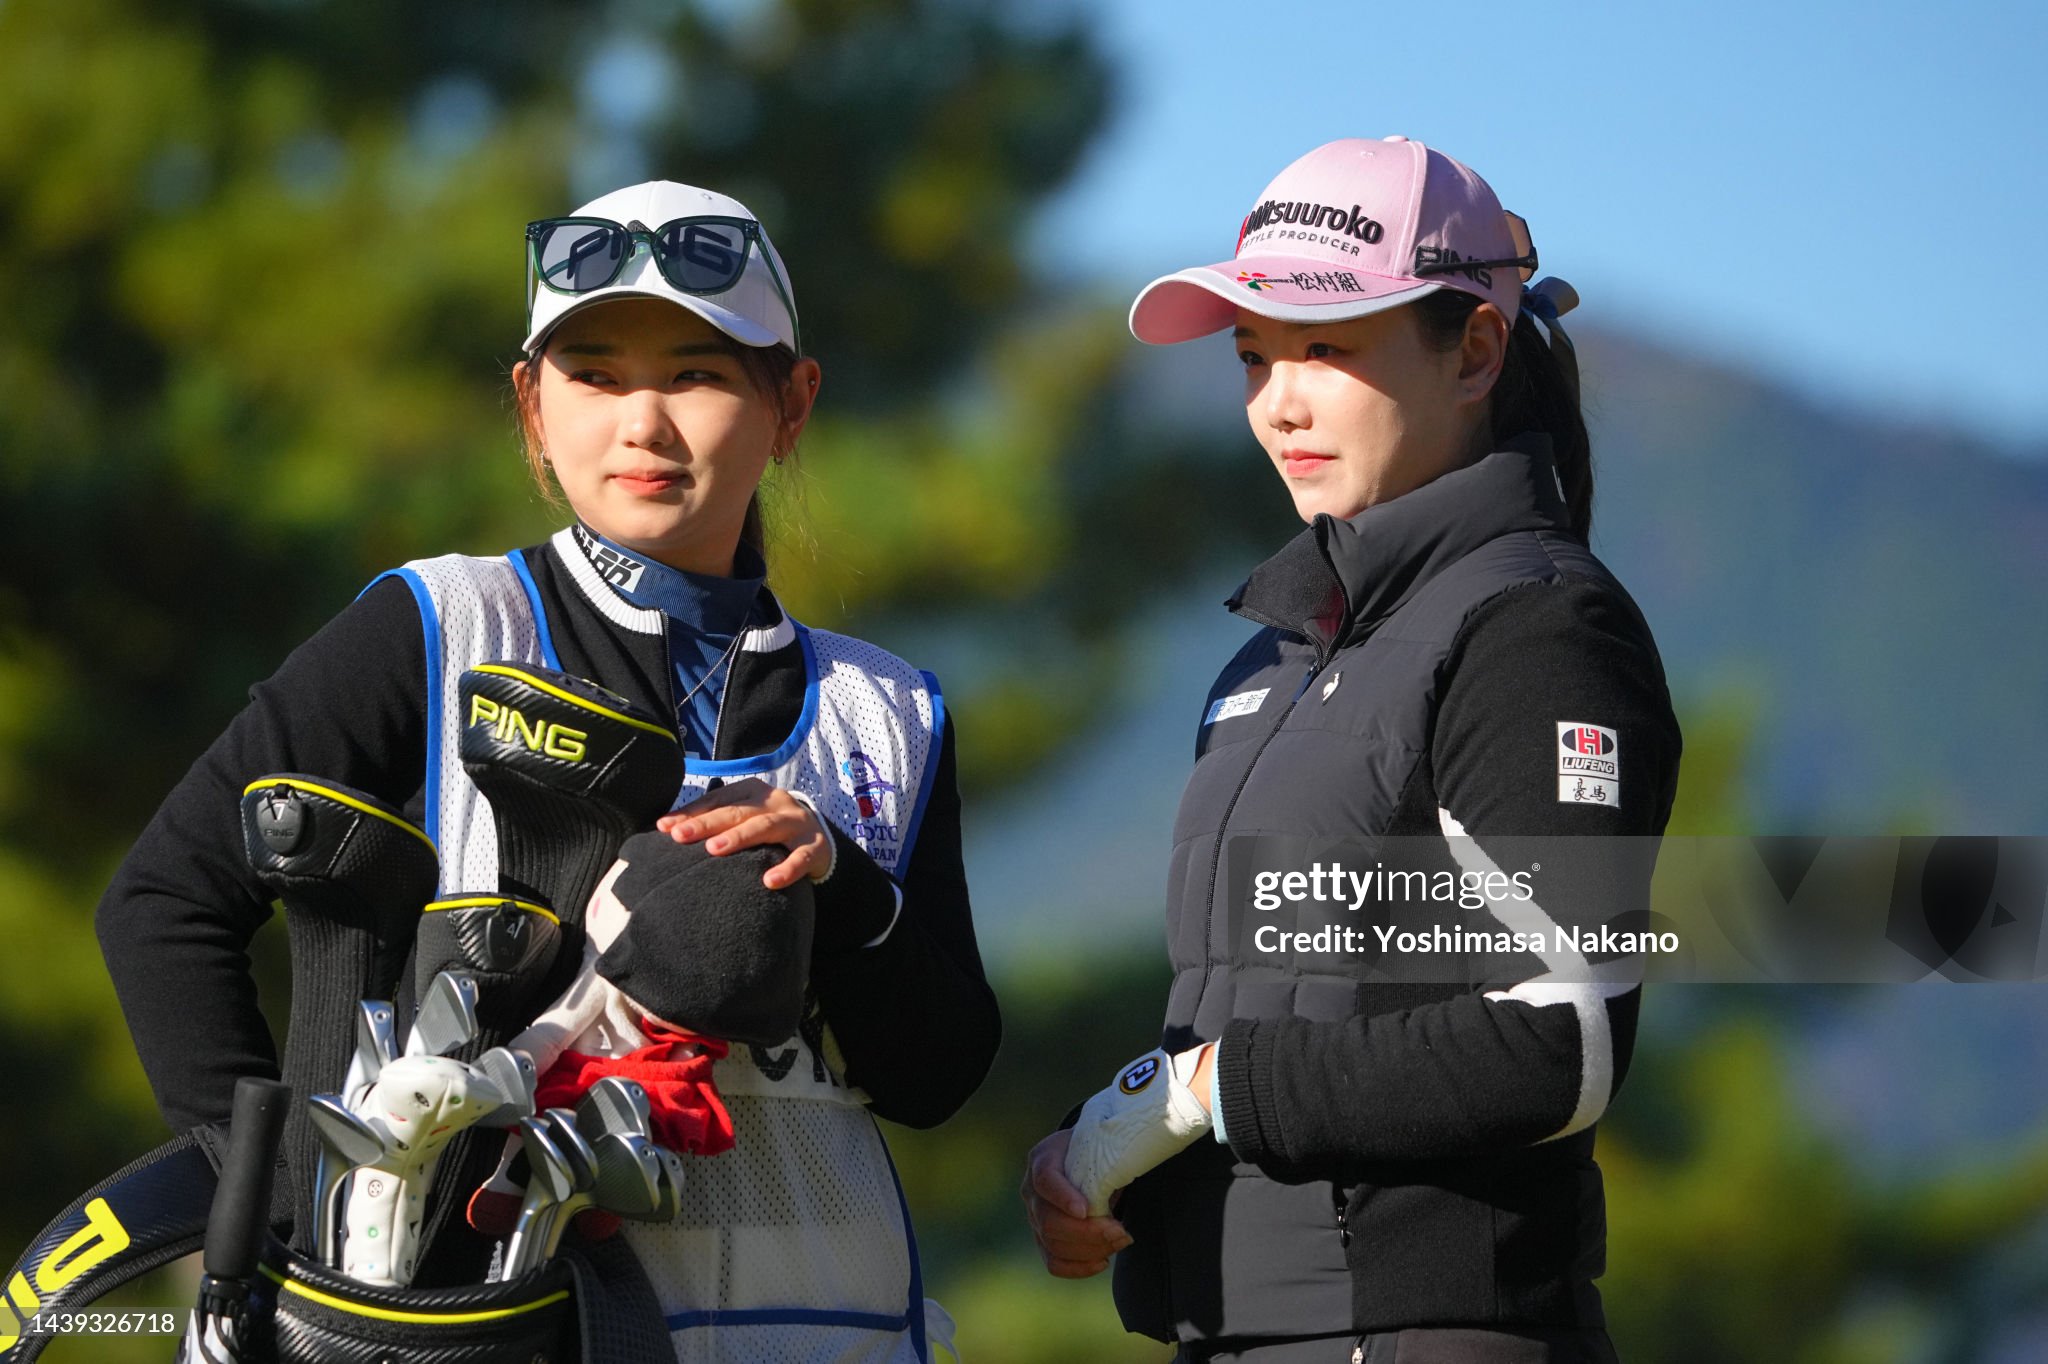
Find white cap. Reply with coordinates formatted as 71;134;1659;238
523;180;800;354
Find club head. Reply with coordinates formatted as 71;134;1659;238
343;1000;398;1108
589;1133;663;1217
360;1000;398;1065
541;1108;600;1193
474;1047;538;1127
308;1094;387;1168
647;1147;686;1222
574;1076;651;1144
515;1118;574;1204
406;971;480;1059
537;1132;665;1261
307;1093;388;1267
504;1117;575;1277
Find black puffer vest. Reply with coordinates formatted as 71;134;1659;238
1114;439;1654;1343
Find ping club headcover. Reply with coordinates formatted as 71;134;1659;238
240;776;438;1258
595;832;816;1049
458;663;679;932
413;896;565;1033
414;666;673;1289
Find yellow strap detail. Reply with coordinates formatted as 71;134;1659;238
257;1265;570;1325
423;897;560;926
470;664;674;740
239;778;436;856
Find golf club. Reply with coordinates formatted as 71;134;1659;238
405;970;481;1060
575;1075;652;1144
342;1000;397;1110
306;1094;388;1269
501;1117;575;1279
649;1146;686;1223
474;1046;539;1126
540;1132;665;1260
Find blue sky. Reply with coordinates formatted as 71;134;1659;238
1030;0;2048;448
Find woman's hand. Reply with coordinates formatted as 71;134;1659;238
1021;1128;1133;1278
1062;1046;1213;1217
656;779;832;890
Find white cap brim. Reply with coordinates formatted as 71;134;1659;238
522;284;784;354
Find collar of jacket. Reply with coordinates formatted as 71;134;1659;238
552;525;794;651
1226;435;1572;661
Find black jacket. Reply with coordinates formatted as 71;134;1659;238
95;532;1000;1137
1112;441;1682;1344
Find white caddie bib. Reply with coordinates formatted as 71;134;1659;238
371;533;948;1362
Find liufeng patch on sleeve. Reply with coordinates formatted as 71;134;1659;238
1557;722;1620;804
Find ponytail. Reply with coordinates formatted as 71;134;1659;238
1412;290;1594;540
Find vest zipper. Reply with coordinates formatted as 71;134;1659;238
1199;651;1327;991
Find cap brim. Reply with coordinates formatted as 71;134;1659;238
523;285;784;354
1129;258;1444;345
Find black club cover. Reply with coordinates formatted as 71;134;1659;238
595;831;816;1048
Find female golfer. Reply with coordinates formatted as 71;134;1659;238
1023;137;1682;1362
97;179;996;1361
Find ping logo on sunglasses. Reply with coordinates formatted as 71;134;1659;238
662;221;741;275
532;216;756;294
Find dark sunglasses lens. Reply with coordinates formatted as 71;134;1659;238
653;221;748;292
538;223;626;292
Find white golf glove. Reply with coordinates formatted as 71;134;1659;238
1063;1046;1212;1216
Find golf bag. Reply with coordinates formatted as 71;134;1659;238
2;662;683;1363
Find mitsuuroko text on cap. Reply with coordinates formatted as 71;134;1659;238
523;180;800;354
1129;136;1537;345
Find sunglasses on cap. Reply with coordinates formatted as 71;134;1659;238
525;214;801;351
1412;210;1540;284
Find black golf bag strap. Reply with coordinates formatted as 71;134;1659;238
0;1134;216;1361
561;1234;674;1364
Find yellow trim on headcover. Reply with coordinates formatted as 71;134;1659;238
258;1265;571;1325
423;896;561;926
470;663;675;740
239;777;437;855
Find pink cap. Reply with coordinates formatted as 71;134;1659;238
1130;136;1529;345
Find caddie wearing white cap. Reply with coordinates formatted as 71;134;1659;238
97;179;997;1362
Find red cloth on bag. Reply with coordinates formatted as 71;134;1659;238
531;1018;736;1156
